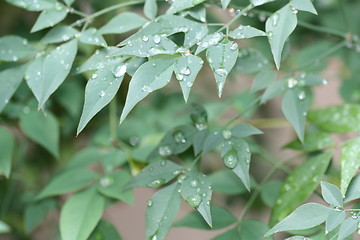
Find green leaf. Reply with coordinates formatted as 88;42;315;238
221;0;231;9
25;56;45;103
0;36;34;61
77;67;125;134
19;111;60;158
195;32;224;55
325;210;346;234
285;131;334;152
260;80;287;103
79;28;107;47
297;73;328;86
174;205;236;230
166;0;206;14
281;88;309;142
37;168;99;199
63;0;74;6
144;0;157;19
31;7;68;32
239;220;272;240
202;131;222;154
266;4;297;69
111;35;177;58
174;54;203;102
0;127;15;178
120;58;175;123
344;174;360;203
41;25;78;44
193;130;209;155
265;203;332;236
338;217;360;240
307;104;360;133
0;221;10;234
230;123;263;138
89;220;122;240
190;103;208;130
146;182;180;240
60;187;105;240
97;170;134;204
188;5;206;22
212;228;240;240
340;137;360;196
270;151;333;226
179;171;212;227
285;237;311;240
99;13;147;35
24;198;57;233
209;169;250;195
0;65;26;112
251;0;275;7
121;15;208;48
125;57;146;76
63;147;109;169
229;25;267;39
290;0;317;15
260;181;283;207
6;0;56;11
38;39;78;109
251;70;277;93
124;160;184;189
235;48;270;74
320;181;343;207
206;40;239;97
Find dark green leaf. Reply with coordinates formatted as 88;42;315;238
221;0;231;9
144;0;157;19
260;181;283;207
340;137;360;195
239;220;272;240
212;228;240;240
190;103;208;130
63;0;74;6
89;220;122;240
99;13;147;35
31;7;68;32
320;181;343;207
251;70;277;93
231;123;263;138
0;36;34;61
24;198;57;233
192;130;209;156
202;131;222;154
79;28;107;47
64;147;110;169
0;127;15;178
41;25;78;44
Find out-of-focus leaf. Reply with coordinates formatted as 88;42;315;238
79;28;107;47
338;217;360;240
340;137;360;195
0;36;34;61
6;0;56;11
251;70;277;93
166;0;206;14
286;131;334;152
0;221;10;234
89;220;122;240
239;220;272;240
24;198;57;233
230;123;263;138
212;228;240;240
344;174;360;203
208;169;249;195
144;0;157;19
235;48;270;74
221;0;231;9
99;13;147;35
261;181;283;207
0;127;15;178
31;7;68;32
41;25;78;44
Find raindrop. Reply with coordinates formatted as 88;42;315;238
176;73;184;81
180;67;191;76
322;79;328;85
298;91;306;100
100;177;113;187
129;136;140;147
160;160;167;166
173;131;186;144
215;68;228;77
190;179;199;188
158;145;172;156
92;73;98;79
148;178;165;188
99;91;105;98
290;6;298;14
12;56;18;61
153;35;161;44
147;199;153;207
172;170;181;175
222;130;232;139
267;31;273;39
223;150;238;169
271;13;280;27
114;64;127;77
186;195;201;208
230;43;238;51
178;174;186;184
206;200;211;206
287;78;298;88
202;192;207;198
142;36;149;42
152;235;157;240
142;85;153;93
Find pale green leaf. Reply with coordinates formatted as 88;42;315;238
340;137;360;196
25;56;45;102
63;0;74;6
195;32;224;55
325;210;346;234
251;0;275;7
31;7;68;32
60;187;105;240
286;131;334;152
266;4;297;69
230;123;263;138
174;205;236;230
174;54;203;102
260;181;283;207
188;5;206;22
144;0;157;19
235;48;270;74
6;0;56;11
266;203;332;236
79;28;107;47
146;182;180;240
19;111;60;158
125;57;146;76
89;220;122;240
0;65;26;112
290;0;317;15
166;0;206;14
251;70;277;93
39;39;78;109
209;169;249;195
41;25;78;44
321;182;343;207
120;58;175;123
221;0;231;9
202;131;222;154
344;174;360;203
270;151;333;225
24;198;57;233
229;25;267;39
338;217;360;240
37;168;99;199
99;13;147;35
179;171;212;227
77;67;124;134
298;73;327;86
0;221;10;234
124;160;184;189
206;40;238;97
239;220;272;240
0;127;15;178
0;36;34;61
63;147;109;170
307;104;360;133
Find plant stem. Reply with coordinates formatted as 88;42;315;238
217;4;254;33
71;9;88;18
225;97;260;128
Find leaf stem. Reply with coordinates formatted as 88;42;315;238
217;4;254;33
225;97;260;128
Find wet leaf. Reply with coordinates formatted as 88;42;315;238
31;7;68;32
79;28;107;47
41;25;78;44
167;0;206;14
340;137;360;196
99;12;147;35
0;36;34;61
229;25;266;39
144;0;157;19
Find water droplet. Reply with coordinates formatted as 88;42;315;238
202;192;207;198
100;176;113;187
351;212;358;219
147;199;153;207
153;35;161;44
148;178;165;188
271;13;280;27
290;6;298;14
160;160;167;166
287;78;298;88
322;79;328;85
223;150;238;169
190;180;199;188
176;73;184;81
195;122;207;130
158;145;172;156
222;130;232;139
142;85;153;93
99;91;105;98
180;67;191;75
187;195;201;208
172;170;181;175
267;31;273;39
12;56;18;61
142;36;149;42
92;73;98;79
23;106;30;114
152;234;157;240
206;200;211;206
230;43;238;51
173;131;186;144
178;174;186;184
298;91;306;100
113;64;127;77
215;68;228;77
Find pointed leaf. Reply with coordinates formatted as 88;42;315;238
77;67;124;134
63;0;74;6
60;187;105;240
79;28;107;47
31;7;68;32
37;168;99;199
0;65;26;112
25;56;45;102
231;123;263;138
120;58;175;122
212;228;240;240
270;151;333;226
179;171;212;227
266;4;297;69
39;39;78;109
24;198;57;233
286;131;334;152
174;54;203;102
41;25;78;44
251;0;275;7
338;217;360;240
146;182;180;240
202;131;222;154
209;169;250;195
260;181;283;207
321;182;343;207
89;220;122;240
340;137;360;196
124;160;184;189
290;0;317;15
229;25;267;39
63;147;109;170
239;220;272;240
261;80;286;103
266;203;332;236
221;0;231;9
144;0;157;19
344;174;360;203
166;0;206;14
0;127;15;178
0;36;34;61
188;5;206;22
325;210;346;234
251;70;277;93
19;111;60;158
6;0;57;11
99;13;147;35
307;104;360;133
206;40;238;97
236;48;270;74
195;32;224;55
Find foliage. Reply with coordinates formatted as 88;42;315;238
1;0;360;239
